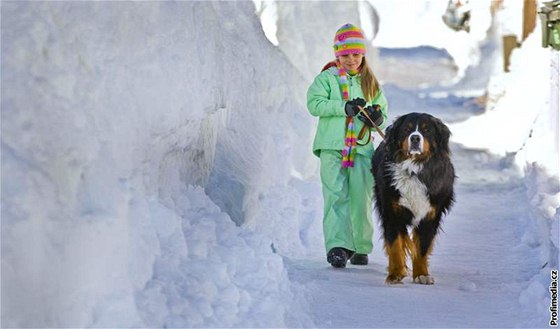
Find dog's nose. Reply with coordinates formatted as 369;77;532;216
410;134;421;145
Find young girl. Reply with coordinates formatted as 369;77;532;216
307;23;388;268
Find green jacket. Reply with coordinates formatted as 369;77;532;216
306;66;389;158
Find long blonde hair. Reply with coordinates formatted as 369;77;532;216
321;57;380;102
360;57;379;103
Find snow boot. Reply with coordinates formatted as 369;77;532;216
350;253;368;265
327;247;353;268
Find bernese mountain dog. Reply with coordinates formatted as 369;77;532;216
372;112;455;285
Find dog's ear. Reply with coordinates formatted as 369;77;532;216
383;123;393;146
386;115;404;154
432;116;451;154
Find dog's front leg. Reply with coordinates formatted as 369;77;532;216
384;232;410;284
412;221;436;285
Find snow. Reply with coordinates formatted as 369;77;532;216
449;30;557;174
2;0;558;328
2;2;315;327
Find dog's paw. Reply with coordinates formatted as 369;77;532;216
413;275;435;285
385;274;405;285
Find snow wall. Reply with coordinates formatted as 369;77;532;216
1;1;326;327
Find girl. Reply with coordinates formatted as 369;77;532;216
307;23;388;268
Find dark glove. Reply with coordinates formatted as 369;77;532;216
344;98;367;116
358;104;383;127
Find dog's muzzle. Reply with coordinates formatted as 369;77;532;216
408;131;424;155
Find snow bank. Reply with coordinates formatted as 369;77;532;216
518;163;560;322
1;1;316;327
135;185;313;328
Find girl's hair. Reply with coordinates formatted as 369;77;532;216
360;57;379;103
320;57;380;102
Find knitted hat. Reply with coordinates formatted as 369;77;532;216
333;23;366;57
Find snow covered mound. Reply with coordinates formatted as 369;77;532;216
2;1;316;327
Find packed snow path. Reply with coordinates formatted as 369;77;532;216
286;144;542;327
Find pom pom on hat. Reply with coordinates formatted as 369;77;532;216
333;23;366;57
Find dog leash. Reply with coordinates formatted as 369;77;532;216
349;116;373;146
357;105;386;141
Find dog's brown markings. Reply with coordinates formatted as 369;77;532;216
428;206;436;220
422;138;431;155
401;139;409;154
384;233;411;284
411;230;434;283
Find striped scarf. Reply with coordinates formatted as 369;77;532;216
337;61;359;168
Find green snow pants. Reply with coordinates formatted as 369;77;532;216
319;150;374;255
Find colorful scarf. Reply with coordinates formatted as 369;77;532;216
337;61;359;168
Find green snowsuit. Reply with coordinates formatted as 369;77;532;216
307;66;388;254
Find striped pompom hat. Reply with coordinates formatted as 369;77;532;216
333;23;366;57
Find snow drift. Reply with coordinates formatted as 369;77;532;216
1;1;317;327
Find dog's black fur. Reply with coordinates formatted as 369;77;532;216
372;112;455;284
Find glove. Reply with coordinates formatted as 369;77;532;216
358;104;383;127
344;98;367;116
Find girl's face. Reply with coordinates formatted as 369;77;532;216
338;53;364;72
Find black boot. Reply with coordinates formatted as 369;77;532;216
350;253;368;265
327;247;353;268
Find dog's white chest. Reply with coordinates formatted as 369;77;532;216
390;160;431;226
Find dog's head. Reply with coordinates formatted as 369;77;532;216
384;112;451;163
